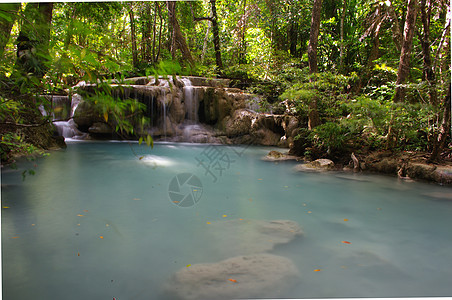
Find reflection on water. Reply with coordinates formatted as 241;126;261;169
2;141;452;300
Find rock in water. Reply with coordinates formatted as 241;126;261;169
205;219;303;258
164;254;300;300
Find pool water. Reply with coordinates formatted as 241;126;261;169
2;141;452;299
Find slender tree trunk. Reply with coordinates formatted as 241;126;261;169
152;2;158;63
201;22;211;63
210;0;223;70
393;0;418;102
419;0;437;106
239;0;247;64
429;83;451;162
128;4;138;69
339;0;347;70
156;2;163;63
0;3;21;56
387;3;403;52
307;0;323;129
166;1;194;65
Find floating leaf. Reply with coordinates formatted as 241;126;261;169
31;224;36;226
206;222;211;225
173;201;180;204
186;264;191;267
77;214;84;217
77;252;80;256
258;178;263;181
222;214;227;218
139;156;144;160
343;219;349;221
11;236;19;239
307;211;312;214
133;198;141;200
99;236;104;239
341;241;351;244
302;203;307;206
314;269;321;272
3;206;10;208
83;210;89;212
228;279;237;283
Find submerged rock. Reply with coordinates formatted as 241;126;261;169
164;253;300;300
205;219;303;258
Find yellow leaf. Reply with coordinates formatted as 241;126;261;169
186;264;191;267
222;214;227;218
103;111;108;122
314;269;321;272
343;218;349;221
77;214;84;217
99;236;104;239
206;222;211;224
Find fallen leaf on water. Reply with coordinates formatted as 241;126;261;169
77;224;81;226
342;241;351;244
31;224;35;226
99;236;104;239
173;201;180;204
186;264;191;267
77;214;84;217
206;222;211;225
343;219;349;221
106;224;110;227
314;269;321;272
307;211;312;214
257;178;263;181
222;214;227;218
239;218;244;221
77;252;80;256
193;189;198;192
302;203;307;206
3;206;10;209
133;198;141;201
11;236;19;239
83;210;89;213
228;279;237;283
139;156;144;160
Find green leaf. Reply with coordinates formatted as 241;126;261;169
138;137;143;145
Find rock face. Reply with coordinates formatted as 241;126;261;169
69;76;300;146
164;253;300;300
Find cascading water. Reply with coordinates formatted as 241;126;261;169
181;77;202;141
47;94;87;139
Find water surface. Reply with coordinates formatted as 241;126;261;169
2;141;452;299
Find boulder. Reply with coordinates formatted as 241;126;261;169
262;150;298;162
294;158;335;172
205;219;302;258
88;122;112;134
72;100;102;131
164;254;300;300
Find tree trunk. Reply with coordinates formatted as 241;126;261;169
128;4;138;69
0;3;20;56
16;2;54;77
210;0;223;70
166;1;194;65
387;3;403;52
152;2;158;63
201;22;211;63
307;0;323;129
156;2;163;63
419;0;437;105
308;0;322;74
339;0;347;69
393;0;418;102
429;83;451;162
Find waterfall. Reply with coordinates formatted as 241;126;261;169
162;90;167;140
51;94;87;139
181;78;198;123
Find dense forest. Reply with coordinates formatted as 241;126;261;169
0;0;450;165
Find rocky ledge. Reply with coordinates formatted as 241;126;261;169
288;151;452;185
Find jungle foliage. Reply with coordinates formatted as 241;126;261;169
0;0;450;164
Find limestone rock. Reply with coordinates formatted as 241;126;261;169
164;254;300;300
294;158;335;172
262;150;298;162
205;219;303;258
88;122;112;134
